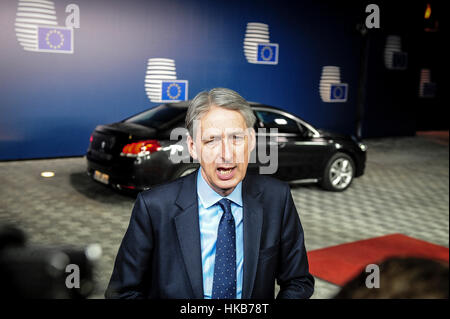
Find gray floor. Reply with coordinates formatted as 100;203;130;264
0;134;448;299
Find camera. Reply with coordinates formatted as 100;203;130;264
0;224;100;299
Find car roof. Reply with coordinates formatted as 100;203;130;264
164;101;317;133
165;100;285;112
139;100;320;137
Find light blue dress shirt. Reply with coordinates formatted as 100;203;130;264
197;170;244;299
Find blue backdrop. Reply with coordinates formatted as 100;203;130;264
0;0;375;160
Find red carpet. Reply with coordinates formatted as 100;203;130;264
416;131;449;146
307;234;449;286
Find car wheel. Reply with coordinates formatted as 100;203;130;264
321;152;355;191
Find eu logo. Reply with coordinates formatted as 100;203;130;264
329;83;348;102
256;43;278;65
38;26;73;54
161;80;188;102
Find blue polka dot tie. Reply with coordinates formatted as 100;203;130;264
212;198;236;299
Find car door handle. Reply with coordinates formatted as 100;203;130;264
268;141;286;148
275;136;287;148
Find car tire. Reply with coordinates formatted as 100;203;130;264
321;152;355;192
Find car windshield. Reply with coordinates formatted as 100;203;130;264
124;105;186;129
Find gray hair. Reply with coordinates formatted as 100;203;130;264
185;87;256;137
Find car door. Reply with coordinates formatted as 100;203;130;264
252;108;331;181
252;108;306;181
292;122;332;180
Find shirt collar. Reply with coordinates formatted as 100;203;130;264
197;168;243;208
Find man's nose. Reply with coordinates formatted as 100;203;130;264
221;137;234;163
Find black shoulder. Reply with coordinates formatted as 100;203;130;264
244;172;290;193
138;176;185;203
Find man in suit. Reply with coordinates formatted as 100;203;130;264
105;88;314;299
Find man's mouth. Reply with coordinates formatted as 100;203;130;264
216;166;236;180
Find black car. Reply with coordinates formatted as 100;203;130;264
86;102;366;192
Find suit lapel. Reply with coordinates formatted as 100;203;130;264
242;174;263;299
172;170;264;299
174;170;204;299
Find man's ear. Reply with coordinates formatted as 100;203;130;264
187;134;198;160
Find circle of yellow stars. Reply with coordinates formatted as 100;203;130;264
261;45;273;61
45;30;64;49
166;83;182;100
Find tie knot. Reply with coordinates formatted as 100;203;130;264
218;198;232;217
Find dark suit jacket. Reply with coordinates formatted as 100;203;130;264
105;169;314;299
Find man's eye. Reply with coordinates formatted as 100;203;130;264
205;138;219;144
233;135;244;142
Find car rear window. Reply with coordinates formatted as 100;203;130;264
124;105;187;129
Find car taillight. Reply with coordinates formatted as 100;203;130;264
120;140;161;157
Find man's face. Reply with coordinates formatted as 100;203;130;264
187;105;255;197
